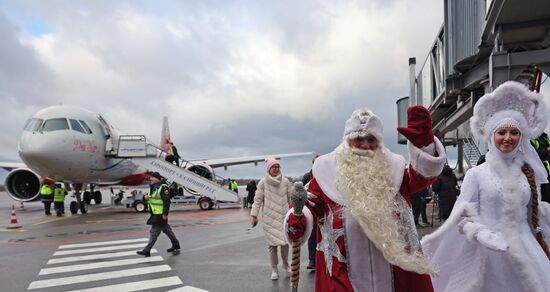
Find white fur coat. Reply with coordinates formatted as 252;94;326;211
251;174;292;246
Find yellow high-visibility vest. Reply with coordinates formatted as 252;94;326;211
148;184;168;215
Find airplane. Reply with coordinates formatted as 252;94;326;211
0;105;313;214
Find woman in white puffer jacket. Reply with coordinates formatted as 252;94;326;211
251;157;293;280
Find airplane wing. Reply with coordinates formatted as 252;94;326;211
0;162;27;171
191;152;315;169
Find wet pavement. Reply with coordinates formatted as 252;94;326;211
0;192;315;291
0;192;443;291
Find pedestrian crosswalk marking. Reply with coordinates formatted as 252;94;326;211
47;249;158;264
59;238;148;249
28;264;172;290
65;276;183;292
53;243;147;256
39;256;164;275
165;286;210;292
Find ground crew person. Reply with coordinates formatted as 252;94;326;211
53;184;66;216
40;178;55;215
531;132;550;203
228;178;238;193
136;172;180;257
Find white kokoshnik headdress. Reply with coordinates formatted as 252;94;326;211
470;81;547;142
470;81;548;184
343;108;383;141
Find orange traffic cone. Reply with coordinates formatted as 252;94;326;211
7;205;21;229
19;201;26;211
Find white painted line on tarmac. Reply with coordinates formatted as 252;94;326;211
47;249;158;264
28;264;172;290
53;243;147;256
165;286;210;292
66;276;183;292
39;256;164;275
59;238;148;249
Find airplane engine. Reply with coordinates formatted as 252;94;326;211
184;164;215;195
5;168;42;201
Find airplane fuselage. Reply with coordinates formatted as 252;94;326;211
19;106;143;184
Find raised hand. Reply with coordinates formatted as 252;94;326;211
397;106;434;148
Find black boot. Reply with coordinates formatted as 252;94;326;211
136;250;150;257
167;245;181;252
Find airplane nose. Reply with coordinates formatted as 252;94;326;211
18;132;64;168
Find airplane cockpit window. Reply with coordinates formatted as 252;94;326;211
79;120;93;134
69;119;86;134
23;118;43;132
41;118;69;132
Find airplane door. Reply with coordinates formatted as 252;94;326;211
97;114;114;153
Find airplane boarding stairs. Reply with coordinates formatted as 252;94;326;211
114;135;239;208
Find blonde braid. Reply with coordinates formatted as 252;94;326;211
521;164;550;260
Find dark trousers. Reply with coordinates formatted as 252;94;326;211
54;202;64;215
307;221;317;265
43;201;52;214
413;201;428;224
143;224;179;252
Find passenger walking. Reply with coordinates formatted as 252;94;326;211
40;178;55;215
137;172;180;257
171;142;181;167
531;132;550;203
53;184;66;216
412;188;430;227
245;180;257;208
164;139;175;165
285;106;446;291
250;157;292;280
422;81;550;292
432;164;458;220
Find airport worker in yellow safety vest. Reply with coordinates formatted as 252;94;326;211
40;178;55;215
136;172;181;257
53;184;66;216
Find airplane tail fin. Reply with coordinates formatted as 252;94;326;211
159;116;172;152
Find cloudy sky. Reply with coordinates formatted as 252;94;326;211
0;1;548;180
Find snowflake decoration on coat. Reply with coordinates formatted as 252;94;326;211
317;209;346;277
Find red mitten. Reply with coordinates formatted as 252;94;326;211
287;213;307;241
397;106;434;148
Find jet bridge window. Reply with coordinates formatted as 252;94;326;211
69;119;86;134
23;118;43;132
78;120;93;134
41;118;69;132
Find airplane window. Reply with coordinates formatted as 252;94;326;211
79;120;93;134
23;118;44;132
69;119;86;133
42;118;69;132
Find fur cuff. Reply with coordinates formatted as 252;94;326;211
284;207;313;246
408;136;446;178
461;221;487;242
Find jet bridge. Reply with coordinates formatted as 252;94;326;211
115;135;239;209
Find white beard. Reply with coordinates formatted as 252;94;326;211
335;142;437;275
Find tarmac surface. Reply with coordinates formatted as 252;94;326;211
0;192;442;292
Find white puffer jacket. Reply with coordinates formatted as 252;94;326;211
251;174;292;246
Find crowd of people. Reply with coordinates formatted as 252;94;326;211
35;81;550;291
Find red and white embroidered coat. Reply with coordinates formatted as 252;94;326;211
285;139;446;292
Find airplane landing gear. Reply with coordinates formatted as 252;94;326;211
84;184;102;205
70;183;88;214
93;191;102;204
69;201;88;214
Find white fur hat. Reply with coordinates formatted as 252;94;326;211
470;81;547;141
343;107;383;140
